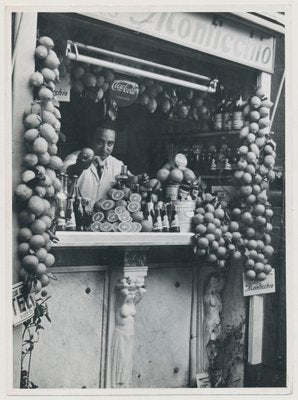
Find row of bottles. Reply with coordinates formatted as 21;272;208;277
143;188;180;232
55;173;92;231
182;142;239;175
213;90;247;131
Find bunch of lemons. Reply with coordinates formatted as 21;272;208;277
14;36;64;295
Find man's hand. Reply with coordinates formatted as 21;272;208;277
77;148;95;170
67;148;94;177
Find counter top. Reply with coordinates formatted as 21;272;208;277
53;232;194;248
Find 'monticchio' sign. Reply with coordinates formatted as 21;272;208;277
110;80;139;107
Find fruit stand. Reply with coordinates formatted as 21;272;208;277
11;11;285;389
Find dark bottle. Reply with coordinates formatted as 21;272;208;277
56;197;66;231
223;97;233;131
153;203;163;232
146;189;155;220
65;198;76;231
56;173;68;215
170;203;180;232
161;203;170;232
232;95;244;130
116;165;129;189
214;98;225;131
75;197;84;231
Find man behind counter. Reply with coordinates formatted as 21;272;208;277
62;123;124;204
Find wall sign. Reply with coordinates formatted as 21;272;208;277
53;73;71;102
12;282;35;326
109;80;139;107
82;12;276;73
243;269;276;297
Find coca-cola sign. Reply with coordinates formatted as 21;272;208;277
109;80;139;107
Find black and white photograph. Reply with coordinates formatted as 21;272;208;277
2;1;297;398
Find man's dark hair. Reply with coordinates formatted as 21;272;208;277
94;120;117;134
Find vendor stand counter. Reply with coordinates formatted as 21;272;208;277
38;232;246;389
53;231;194;247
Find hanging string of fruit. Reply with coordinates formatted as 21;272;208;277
231;87;276;281
192;192;243;268
69;60;214;125
14;36;64;298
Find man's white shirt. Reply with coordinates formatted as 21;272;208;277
62;151;124;204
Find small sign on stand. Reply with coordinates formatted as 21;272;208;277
53;73;71;102
12;282;35;326
243;269;276;297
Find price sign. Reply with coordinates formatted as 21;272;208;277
12;282;35;326
243;269;276;297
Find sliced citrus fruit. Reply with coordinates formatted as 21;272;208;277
112;222;120;232
131;222;142;232
92;211;105;222
111;190;125;201
129;193;142;203
127;201;141;213
107;212;119;223
91;221;101;231
118;221;131;232
101;199;115;211
115;206;127;215
100;222;113;232
118;213;132;223
115;199;128;207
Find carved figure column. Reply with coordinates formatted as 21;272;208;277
110;249;148;388
201;272;226;386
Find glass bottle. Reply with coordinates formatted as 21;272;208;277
153;203;163;232
170;203;180;232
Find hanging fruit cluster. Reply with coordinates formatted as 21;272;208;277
192;193;242;268
14;36;64;296
232;87;276;281
68;60;213;125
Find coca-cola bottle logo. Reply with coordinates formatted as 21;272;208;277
110;80;139;107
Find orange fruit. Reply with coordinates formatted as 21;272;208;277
229;221;239;232
195;224;207;234
216;246;227;258
39;87;54;102
168;168;184;183
48;143;58;155
48;155;63;170
31;219;47;234
206;233;215;243
264;155;275;168
205;204;215;213
23;254;39;272
250;96;261;109
35;263;47;278
15;183;33;201
249;111;260;121
44;50;60;69
258;117;270;128
82;72;97;87
28;195;45;216
239;126;249;139
198;237;209;249
33;137;48;155
36;248;48;262
246;194;256;205
249;122;259;134
38;36;54;49
131;211;144;222
18;242;30;257
29;234;46;250
245;269;256;281
44;253;55;268
197;249;206;256
39;274;50;287
204;212;214;223
264;264;272;274
193;213;204;225
35;45;48;59
256;272;267;281
246;133;256;144
18;227;33;242
214;208;224;220
240;185;253;197
264;245;274;258
141;219;153;232
183;168;196;183
211;240;219;251
24;113;42;129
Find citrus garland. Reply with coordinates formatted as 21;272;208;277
14;36;64;297
192;87;277;281
232;87;276;281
